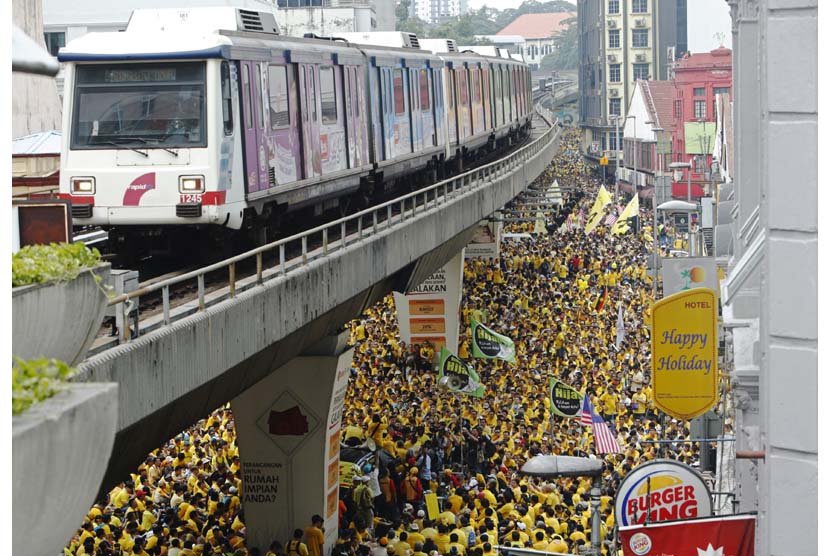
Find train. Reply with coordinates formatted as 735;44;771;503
57;7;534;257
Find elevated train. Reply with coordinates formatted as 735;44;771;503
57;8;534;255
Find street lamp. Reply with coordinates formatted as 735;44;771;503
669;160;693;202
521;455;605;555
612;115;623;200
625;115;637;202
647;122;664;300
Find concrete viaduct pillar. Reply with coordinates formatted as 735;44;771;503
231;332;354;554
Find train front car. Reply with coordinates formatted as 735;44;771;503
58;9;253;257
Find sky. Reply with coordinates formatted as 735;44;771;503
465;0;733;53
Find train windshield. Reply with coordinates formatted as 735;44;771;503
70;62;207;150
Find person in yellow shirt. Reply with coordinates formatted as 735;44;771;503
304;515;325;556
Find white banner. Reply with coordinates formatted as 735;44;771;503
394;251;465;355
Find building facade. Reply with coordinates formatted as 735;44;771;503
577;0;684;160
720;0;817;554
495;12;575;71
669;47;732;198
408;0;464;25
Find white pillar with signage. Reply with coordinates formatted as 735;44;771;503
393;251;465;355
230;334;354;553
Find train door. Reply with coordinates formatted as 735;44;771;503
409;68;422;153
344;65;357;168
419;68;434;147
240;61;265;193
299;64;322;179
446;68;457;145
482;66;492;131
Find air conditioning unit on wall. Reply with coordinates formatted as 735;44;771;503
635;18;647;28
635;54;646;62
610;89;620;97
608;54;618;62
608;19;617;28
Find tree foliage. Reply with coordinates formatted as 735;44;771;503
539;16;578;70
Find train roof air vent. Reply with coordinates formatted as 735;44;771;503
237;9;279;34
406;33;420;49
445;39;457;52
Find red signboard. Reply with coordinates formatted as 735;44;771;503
619;514;756;556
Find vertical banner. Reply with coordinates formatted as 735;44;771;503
465;220;501;260
619;514;755;556
651;288;718;420
394;251;465;355
661;257;719;298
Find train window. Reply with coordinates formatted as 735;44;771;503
471;69;481;103
308;67;317;122
458;70;468;106
243;65;253;129
448;71;454;109
70;61;207;149
268;65;290;129
320;66;337;124
221;62;233;136
393;69;405;115
419;69;430;111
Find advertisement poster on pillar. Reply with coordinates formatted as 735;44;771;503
394;251;464;355
465;220;501;260
619;514;756;556
650;288;718;420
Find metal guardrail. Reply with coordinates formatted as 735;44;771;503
105;110;560;345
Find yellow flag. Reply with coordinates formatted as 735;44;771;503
611;194;640;236
425;492;440;520
584;185;612;234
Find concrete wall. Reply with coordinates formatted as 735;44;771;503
276;6;376;37
724;1;817;554
75;128;561;495
12;0;62;138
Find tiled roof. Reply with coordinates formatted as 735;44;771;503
496;12;575;39
643;80;676;133
12;130;61;155
674;47;732;70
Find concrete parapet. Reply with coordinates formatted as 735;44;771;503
13;382;118;556
13;263;111;366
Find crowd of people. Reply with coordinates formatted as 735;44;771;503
63;127;709;556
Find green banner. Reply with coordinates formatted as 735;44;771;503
438;347;485;398
684;122;716;155
470;317;516;362
549;378;584;418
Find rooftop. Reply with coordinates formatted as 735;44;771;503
496;12;575;40
674;47;733;70
12;130;61;155
643;80;677;133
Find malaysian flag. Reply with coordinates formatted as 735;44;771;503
581;395;621;454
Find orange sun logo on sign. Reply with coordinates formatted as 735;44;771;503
681;267;706;289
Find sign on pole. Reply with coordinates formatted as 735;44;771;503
661;257;719;297
614;459;713;528
600;156;609;166
549;378;583;418
650;288;718;420
620;514;755;556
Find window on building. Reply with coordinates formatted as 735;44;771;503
632;29;649;48
393;69;405;115
609;131;621;151
608;0;620;14
268;65;290;129
694;99;706;119
694;87;705;96
600;133;607;152
43;32;65;56
713;99;718;118
609;97;621;116
695;155;707;174
714;86;731;96
632;0;647;13
674;99;682;118
609;64;621;83
609;29;620;48
633;63;650;80
320;66;337;124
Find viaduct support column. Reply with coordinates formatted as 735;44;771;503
231;332;354;554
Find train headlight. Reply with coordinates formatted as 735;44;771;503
179;175;205;193
71;177;96;194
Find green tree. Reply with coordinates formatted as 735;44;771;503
539;16;577;70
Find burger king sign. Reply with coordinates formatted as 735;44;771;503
614;460;712;527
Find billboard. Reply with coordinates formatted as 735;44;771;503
465;220;501;260
620;514;755;556
651;288;718;420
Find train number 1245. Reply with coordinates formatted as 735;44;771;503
180;194;203;203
